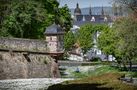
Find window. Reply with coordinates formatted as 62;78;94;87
50;37;52;41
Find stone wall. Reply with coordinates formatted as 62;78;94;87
0;52;53;80
0;38;48;52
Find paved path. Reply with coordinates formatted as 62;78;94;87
0;78;74;90
58;61;99;66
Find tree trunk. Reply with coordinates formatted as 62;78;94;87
121;57;127;71
129;59;132;71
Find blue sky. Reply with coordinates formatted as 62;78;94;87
59;0;112;8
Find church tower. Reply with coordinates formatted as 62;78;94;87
74;3;82;16
113;3;118;16
119;5;123;16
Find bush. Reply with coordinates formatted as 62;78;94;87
90;57;101;62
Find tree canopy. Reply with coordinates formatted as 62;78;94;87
76;24;108;54
98;17;137;70
76;24;94;53
1;0;47;38
64;31;75;51
0;0;72;39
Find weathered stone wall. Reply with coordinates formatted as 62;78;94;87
0;38;48;52
0;52;53;80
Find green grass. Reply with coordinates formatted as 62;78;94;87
89;65;120;76
71;65;137;78
71;65;120;78
47;65;137;90
47;73;137;90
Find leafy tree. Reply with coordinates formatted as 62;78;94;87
1;0;47;38
76;24;109;54
58;5;72;32
98;27;116;56
113;17;137;70
64;31;75;50
0;0;12;27
76;24;94;54
98;17;137;70
0;0;72;38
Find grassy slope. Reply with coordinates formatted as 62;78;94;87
47;65;137;90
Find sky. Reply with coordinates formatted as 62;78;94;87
59;0;112;8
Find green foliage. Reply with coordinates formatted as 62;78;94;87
58;5;72;32
98;17;137;70
0;0;72;39
91;57;101;62
76;24;109;54
76;24;94;53
64;31;75;50
50;65;137;90
98;27;116;56
1;0;47;39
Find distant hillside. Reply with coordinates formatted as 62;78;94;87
70;7;113;16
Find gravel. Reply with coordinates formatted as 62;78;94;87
0;78;74;90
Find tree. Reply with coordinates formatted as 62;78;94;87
113;17;137;71
1;0;47;38
0;0;72;38
98;27;115;55
58;5;72;32
0;0;12;27
64;31;75;50
98;17;137;70
76;24;94;54
76;24;109;54
42;0;72;32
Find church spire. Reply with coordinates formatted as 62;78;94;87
101;6;104;16
76;3;79;8
89;5;92;15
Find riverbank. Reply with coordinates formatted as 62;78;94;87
47;73;137;90
47;65;137;90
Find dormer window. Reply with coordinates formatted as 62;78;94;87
104;16;108;21
91;16;95;22
83;16;85;21
50;37;52;41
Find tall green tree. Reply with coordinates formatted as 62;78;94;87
1;0;47;38
0;0;72;38
113;17;137;70
76;24;109;54
0;0;12;27
64;31;75;50
58;5;72;32
98;17;137;70
76;24;94;54
98;27;116;56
